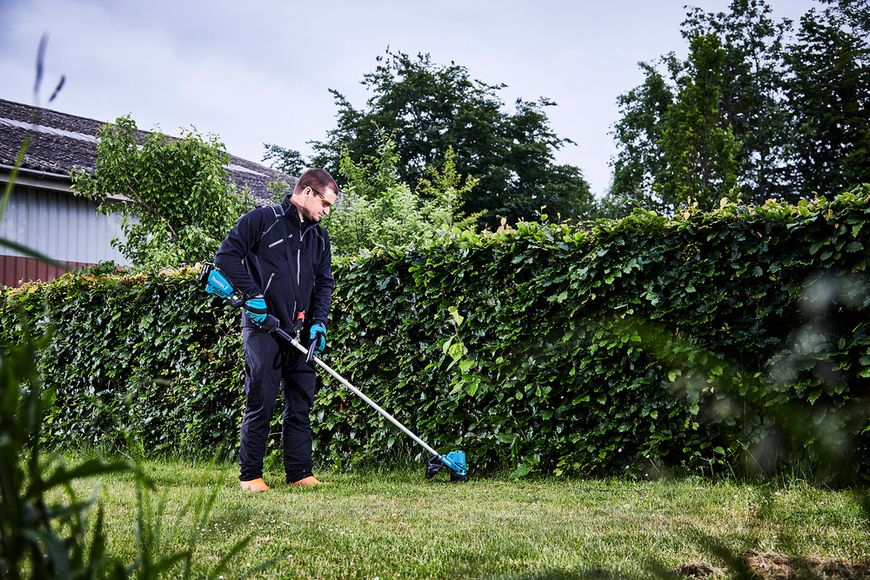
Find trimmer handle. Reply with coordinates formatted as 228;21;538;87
200;262;285;335
222;296;283;332
305;331;324;363
261;313;281;332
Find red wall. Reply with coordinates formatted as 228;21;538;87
0;255;91;287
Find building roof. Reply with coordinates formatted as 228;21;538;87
0;98;294;206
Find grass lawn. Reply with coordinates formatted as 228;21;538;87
54;456;869;579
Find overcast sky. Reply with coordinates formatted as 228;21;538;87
1;0;818;197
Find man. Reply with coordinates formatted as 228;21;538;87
214;168;339;491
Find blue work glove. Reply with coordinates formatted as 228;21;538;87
245;295;268;326
309;323;327;355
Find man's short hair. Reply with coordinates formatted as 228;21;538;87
295;168;339;196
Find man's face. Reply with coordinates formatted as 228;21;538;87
299;186;338;222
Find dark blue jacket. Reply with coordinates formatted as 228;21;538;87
214;196;334;332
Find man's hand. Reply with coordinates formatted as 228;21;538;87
309;323;327;355
245;295;268;326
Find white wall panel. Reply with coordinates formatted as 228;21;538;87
0;184;129;264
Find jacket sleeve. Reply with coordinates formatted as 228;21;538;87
310;228;335;326
213;210;263;298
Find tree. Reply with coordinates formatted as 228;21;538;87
682;0;793;202
607;0;813;214
606;58;680;215
416;145;484;232
657;33;741;210
262;143;308;176
310;50;594;225
71;116;253;268
321;134;481;256
818;0;870;35
783;3;870;196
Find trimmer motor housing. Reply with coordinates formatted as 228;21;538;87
200;262;237;301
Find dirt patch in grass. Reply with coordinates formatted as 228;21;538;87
678;550;870;579
677;561;723;578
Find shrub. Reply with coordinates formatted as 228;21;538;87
1;188;867;480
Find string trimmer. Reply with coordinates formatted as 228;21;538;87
199;262;469;482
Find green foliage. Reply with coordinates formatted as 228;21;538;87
657;33;741;210
1;189;868;481
416;146;484;232
0;286;254;578
262;143;308;176
607;0;869;216
266;179;293;204
607;59;678;216
682;0;793;202
310;49;595;225
323;189;868;480
0;305;255;578
70;116;254;269
0;267;244;457
784;3;870;196
322;136;482;256
0;322;133;577
261;144;299;203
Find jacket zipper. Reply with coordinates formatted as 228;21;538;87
298;226;310;288
263;272;276;296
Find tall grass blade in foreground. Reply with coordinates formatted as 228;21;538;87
1;36;260;577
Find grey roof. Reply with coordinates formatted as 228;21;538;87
0;98;294;206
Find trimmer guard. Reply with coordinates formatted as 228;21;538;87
426;450;468;482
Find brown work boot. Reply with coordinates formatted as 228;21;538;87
289;475;326;487
239;478;269;492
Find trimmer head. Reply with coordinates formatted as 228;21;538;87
426;450;469;482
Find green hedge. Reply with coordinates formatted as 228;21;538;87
2;189;868;479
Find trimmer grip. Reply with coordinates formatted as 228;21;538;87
305;331;324;363
262;314;281;332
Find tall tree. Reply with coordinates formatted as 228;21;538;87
783;3;870;195
604;0;870;215
607;57;680;214
818;0;870;35
310;50;594;225
682;0;793;202
657;33;741;210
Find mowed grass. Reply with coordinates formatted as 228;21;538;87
51;456;869;579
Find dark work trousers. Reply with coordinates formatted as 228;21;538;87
238;328;317;483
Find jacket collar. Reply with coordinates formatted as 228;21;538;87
281;195;294;218
283;195;316;230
